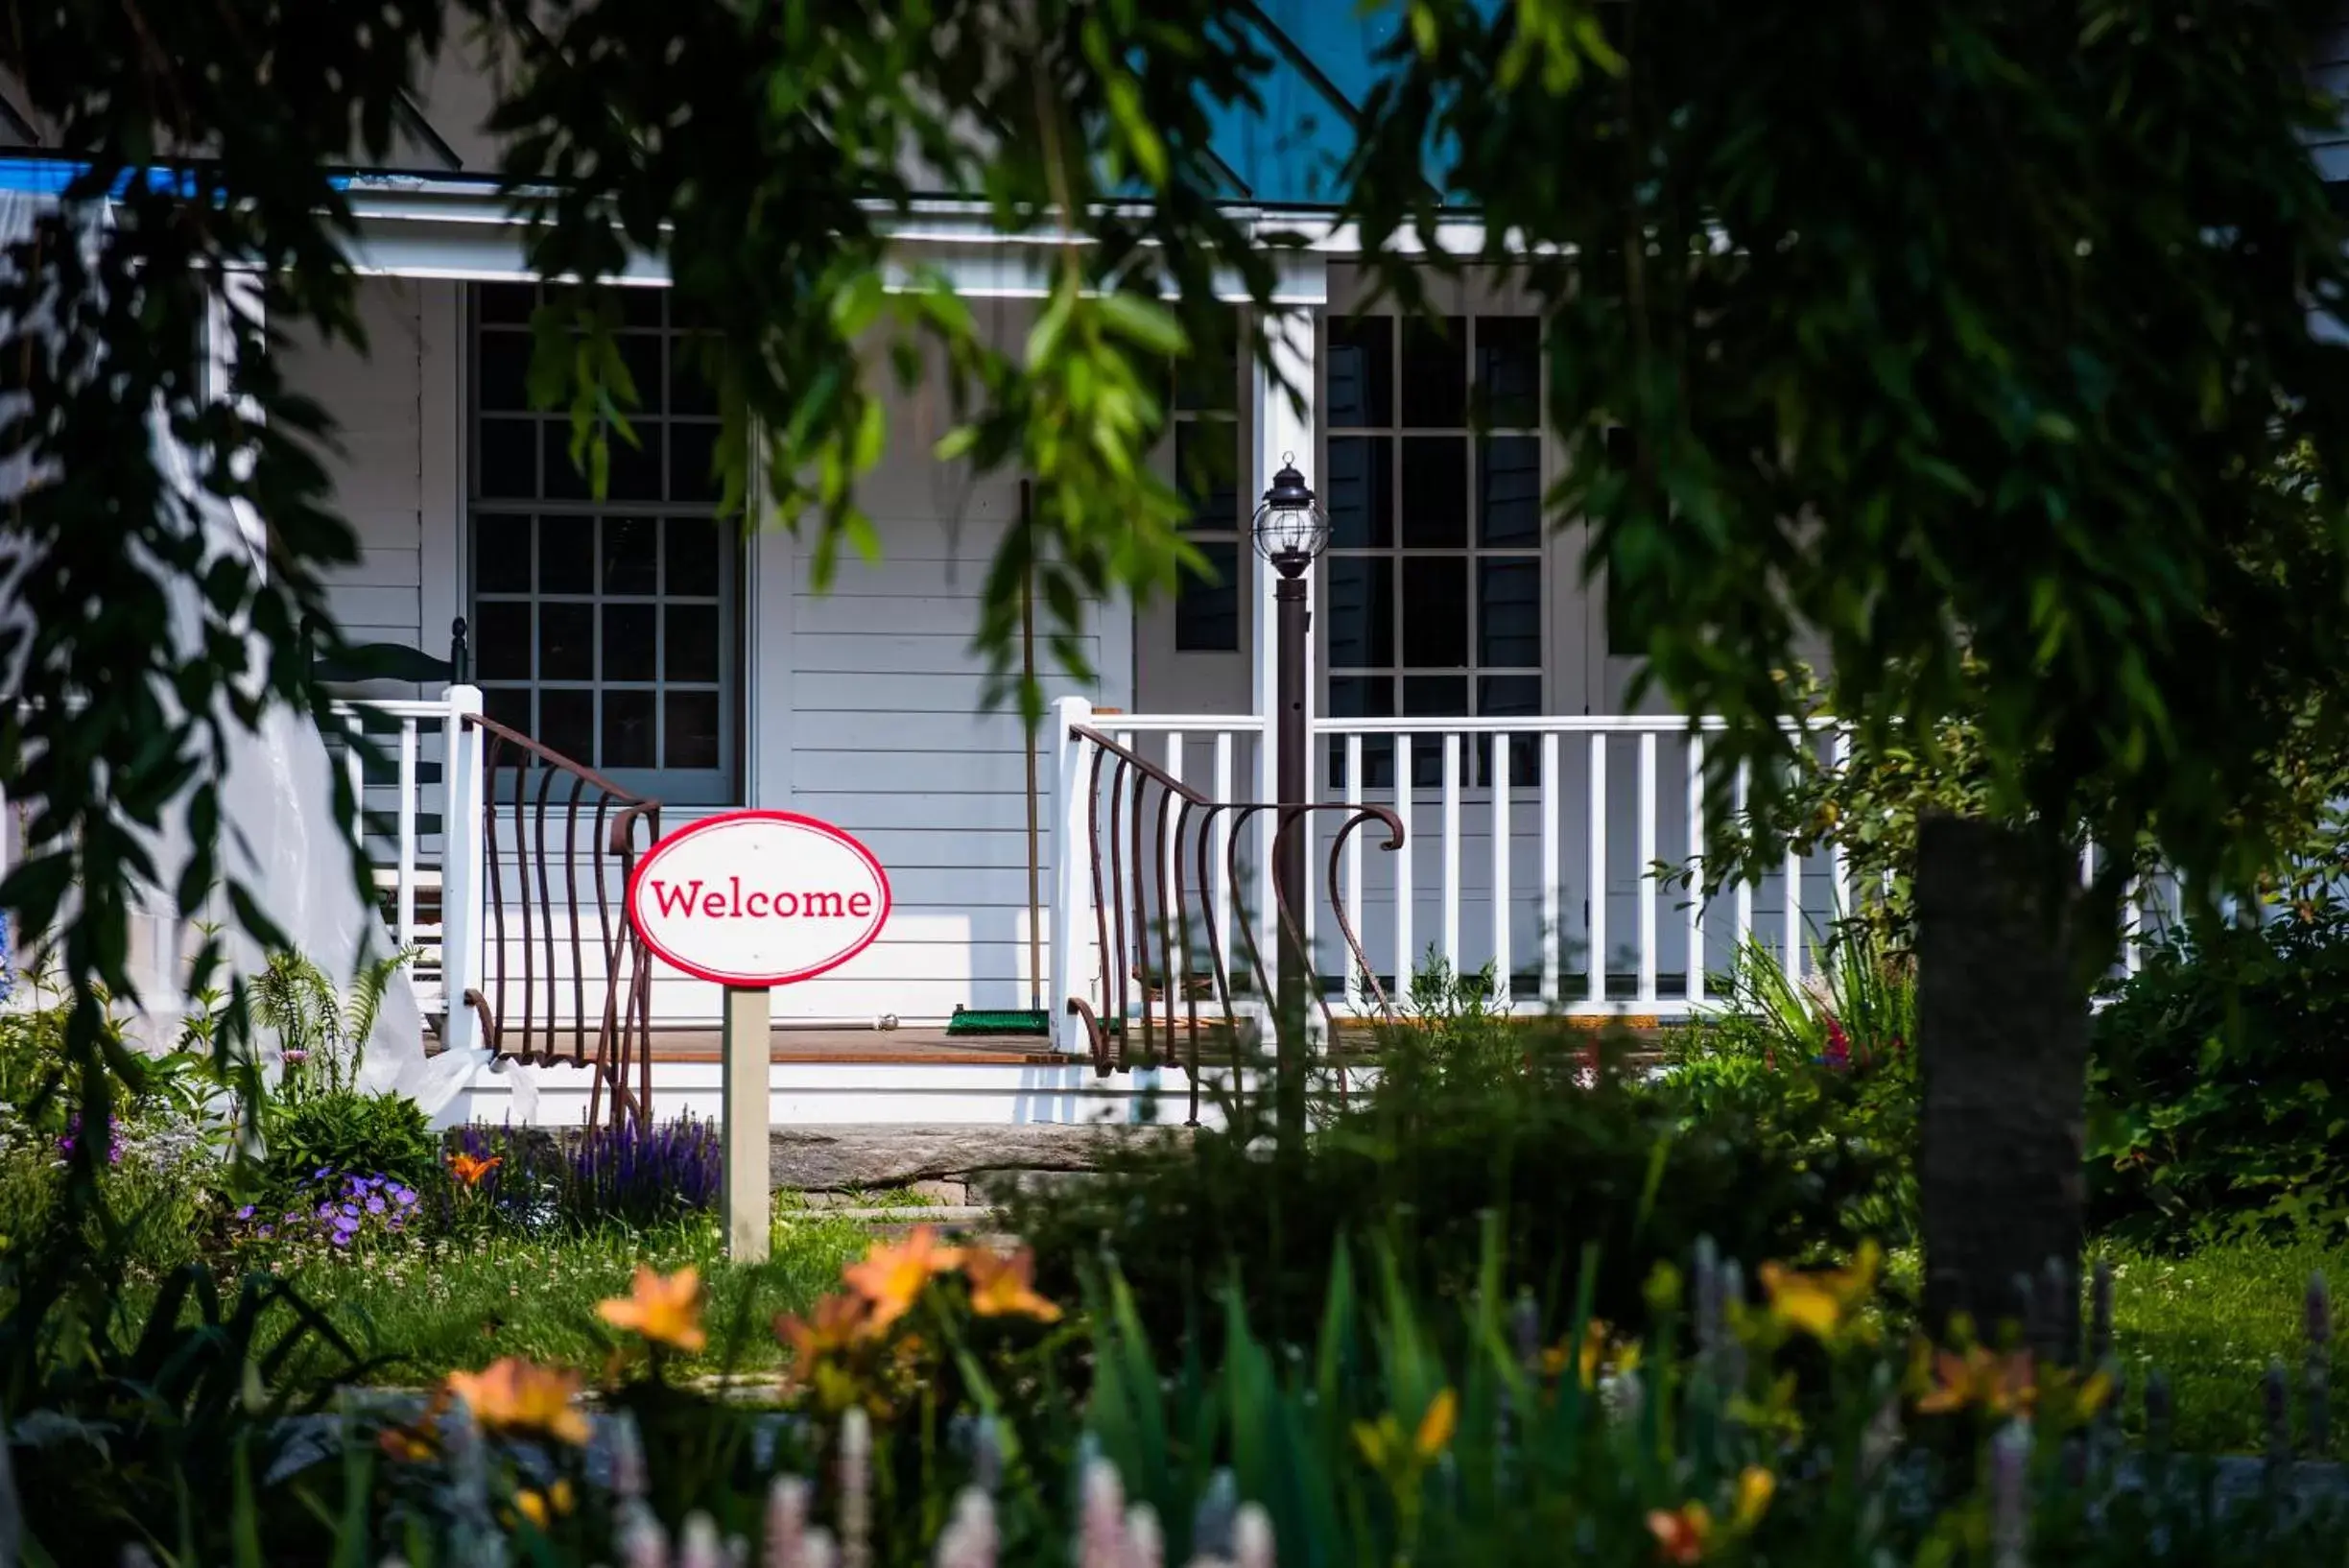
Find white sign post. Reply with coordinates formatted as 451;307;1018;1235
627;810;892;1262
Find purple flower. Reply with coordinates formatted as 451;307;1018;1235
282;1211;300;1224
316;1203;336;1220
340;1202;359;1219
330;1228;353;1247
366;1196;386;1215
313;1166;331;1178
257;1225;274;1240
392;1187;417;1208
236;1204;255;1221
365;1176;386;1189
281;1049;309;1065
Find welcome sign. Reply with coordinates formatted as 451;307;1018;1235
625;810;891;987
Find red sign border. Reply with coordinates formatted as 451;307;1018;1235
625;809;893;988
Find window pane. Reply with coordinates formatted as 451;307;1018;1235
538;687;594;763
481;678;530;727
477;417;537;500
670;340;719;417
1174;316;1239;413
1400;316;1466;428
670;421;722;505
539;602;595;680
1326;676;1394;791
1327;437;1393;550
478;282;538;325
477;332;534;413
1325;557;1394;670
607;423;663;503
1476;317;1541;428
666;691;723;771
1400;437;1467;548
1401;556;1468;667
1174;542;1240;652
665;604;721;681
475;602;533;681
1176;421;1240;531
615;288;664;329
667;518;722;598
603;603;657;681
541;421;591;502
603;690;656;769
539;517;595;595
1479;436;1542;546
1480;674;1541;715
602;516;659;595
617;335;663;415
1402;675;1469;714
1479;558;1541;667
474;512;533;594
1326;317;1392;428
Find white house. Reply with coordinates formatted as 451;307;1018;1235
2;6;2235;1126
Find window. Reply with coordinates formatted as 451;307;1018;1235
1172;321;1243;652
1325;313;1544;787
469;283;739;803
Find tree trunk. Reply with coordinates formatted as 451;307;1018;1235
1915;815;2089;1364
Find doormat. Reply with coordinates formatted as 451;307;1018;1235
944;1007;1052;1037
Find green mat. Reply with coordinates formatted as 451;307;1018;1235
944;1007;1052;1037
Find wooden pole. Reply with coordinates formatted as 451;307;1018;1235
722;983;771;1261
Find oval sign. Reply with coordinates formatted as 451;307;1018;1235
626;811;891;987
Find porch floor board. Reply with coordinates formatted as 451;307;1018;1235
627;1026;1067;1066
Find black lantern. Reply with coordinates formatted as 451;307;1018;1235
1251;453;1329;578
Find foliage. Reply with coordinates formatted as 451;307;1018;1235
1008;1016;1896;1354
44;1228;2349;1566
260;1089;439;1200
0;1227;375;1565
2087;896;2349;1246
1357;3;2349;912
229;1168;426;1260
253;945;413;1102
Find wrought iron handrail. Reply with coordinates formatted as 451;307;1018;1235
1066;723;1404;1124
463;713;661;1128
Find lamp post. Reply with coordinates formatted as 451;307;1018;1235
1252;453;1330;1148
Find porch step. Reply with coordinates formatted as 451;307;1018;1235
769;1122;1173;1191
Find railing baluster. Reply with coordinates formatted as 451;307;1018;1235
1211;729;1233;984
1587;732;1607;1005
1541;731;1560;1005
396;718;418;948
2124;874;2144;975
1685;732;1705;1006
1345;735;1364;1002
1491;729;1512;1007
344;724;365;847
1783;832;1803;985
1733;760;1754;958
1165;732;1185;975
1638;729;1657;1005
1393;734;1413;1004
1442;733;1462;977
1830;727;1853;924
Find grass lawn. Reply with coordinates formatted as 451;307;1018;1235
2107;1238;2349;1460
270;1212;874;1386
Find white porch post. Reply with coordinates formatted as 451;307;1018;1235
439;683;486;1055
1251;256;1323;995
1050;695;1096;1054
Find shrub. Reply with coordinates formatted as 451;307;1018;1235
1008;1014;1896;1352
262;1089;439;1199
2087;893;2349;1246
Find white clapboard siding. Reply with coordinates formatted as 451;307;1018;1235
281;277;427;653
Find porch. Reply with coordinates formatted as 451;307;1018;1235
337;683;2161;1128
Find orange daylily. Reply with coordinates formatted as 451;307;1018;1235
445;1356;591;1445
962;1247;1063;1323
1647;1503;1712;1564
1759;1241;1882;1340
449;1152;502;1187
598;1264;708;1353
1914;1344;2040;1418
513;1479;576;1531
842;1225;962;1331
774;1292;875;1365
1352;1388;1459;1475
